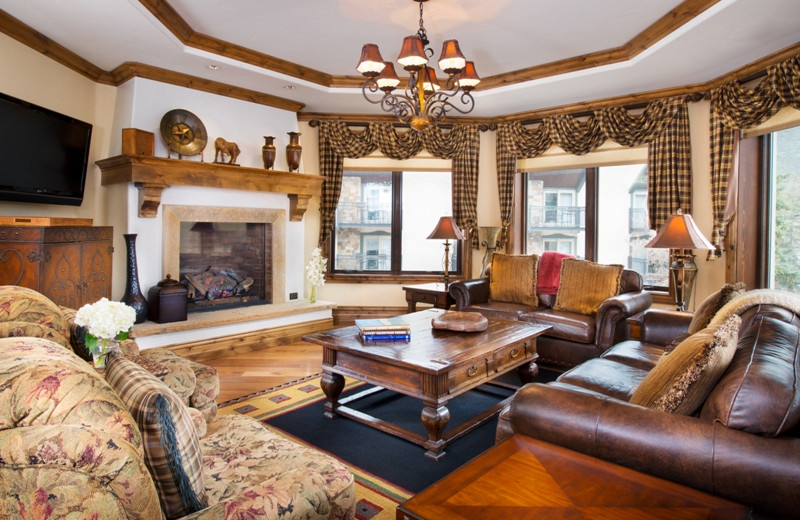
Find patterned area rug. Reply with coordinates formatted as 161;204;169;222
218;374;411;520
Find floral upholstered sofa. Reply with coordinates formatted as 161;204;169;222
0;286;356;519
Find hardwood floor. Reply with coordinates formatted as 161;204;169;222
204;341;324;403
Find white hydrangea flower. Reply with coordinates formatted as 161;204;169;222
305;247;328;287
74;297;137;340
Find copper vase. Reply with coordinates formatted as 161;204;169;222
261;136;276;169
286;131;302;172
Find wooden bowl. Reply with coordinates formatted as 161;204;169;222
431;311;489;332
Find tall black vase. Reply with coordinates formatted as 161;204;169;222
121;233;148;324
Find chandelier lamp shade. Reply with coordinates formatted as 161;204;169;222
356;0;480;132
645;209;714;312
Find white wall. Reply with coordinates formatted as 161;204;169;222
108;78;305;300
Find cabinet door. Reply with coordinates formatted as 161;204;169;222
0;242;43;289
82;240;112;305
41;243;82;308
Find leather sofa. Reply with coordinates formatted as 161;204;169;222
449;268;652;368
496;290;800;519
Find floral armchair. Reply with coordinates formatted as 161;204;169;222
0;285;356;519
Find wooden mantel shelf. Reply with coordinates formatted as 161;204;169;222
97;154;323;221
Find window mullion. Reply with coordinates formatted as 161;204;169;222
391;170;403;273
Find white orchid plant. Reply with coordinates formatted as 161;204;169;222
305;248;328;301
74;298;136;360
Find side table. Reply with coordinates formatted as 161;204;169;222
402;283;454;313
397;434;750;520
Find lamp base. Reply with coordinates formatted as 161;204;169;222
670;252;698;312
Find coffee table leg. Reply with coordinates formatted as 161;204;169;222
421;404;450;460
517;353;540;384
321;371;345;419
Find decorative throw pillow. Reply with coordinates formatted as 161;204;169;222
687;282;747;335
553;259;623;315
0;285;70;348
105;354;207;519
489;253;539;307
630;314;741;415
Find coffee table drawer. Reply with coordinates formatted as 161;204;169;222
449;358;489;392
490;339;534;373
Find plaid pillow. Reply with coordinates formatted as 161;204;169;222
105;353;206;519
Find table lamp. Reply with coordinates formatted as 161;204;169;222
427;216;465;287
645;209;713;311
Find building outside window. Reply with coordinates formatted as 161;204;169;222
332;170;460;276
525;164;669;289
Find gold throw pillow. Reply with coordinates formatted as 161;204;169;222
553;258;623;315
489;253;539;307
630;315;741;415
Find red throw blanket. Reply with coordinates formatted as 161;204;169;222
537;251;574;295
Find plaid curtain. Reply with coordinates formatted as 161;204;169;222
317;121;480;247
496;96;691;247
495;121;552;247
599;97;692;230
708;54;800;258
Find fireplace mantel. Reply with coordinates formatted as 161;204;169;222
97;154;323;220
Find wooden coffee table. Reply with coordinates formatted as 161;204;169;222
302;309;550;460
397;434;751;519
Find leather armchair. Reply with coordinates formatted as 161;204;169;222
449;269;653;368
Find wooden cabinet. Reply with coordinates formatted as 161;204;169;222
0;226;113;308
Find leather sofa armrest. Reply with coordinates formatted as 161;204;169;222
448;278;490;310
639;309;693;345
595;291;653;348
509;383;800;519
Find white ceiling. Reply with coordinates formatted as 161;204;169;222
1;0;799;118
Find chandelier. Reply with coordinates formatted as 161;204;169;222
355;0;480;132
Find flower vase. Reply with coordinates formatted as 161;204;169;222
121;234;149;324
92;338;120;369
286;131;302;172
261;135;276;169
309;285;316;303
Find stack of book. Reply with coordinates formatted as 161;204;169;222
355;317;411;343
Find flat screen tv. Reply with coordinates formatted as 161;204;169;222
0;91;92;206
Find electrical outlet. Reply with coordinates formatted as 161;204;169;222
289;292;298;300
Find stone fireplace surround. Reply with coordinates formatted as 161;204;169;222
132;204;332;352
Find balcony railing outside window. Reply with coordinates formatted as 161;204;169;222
336;201;391;226
528;206;585;230
335;253;391;271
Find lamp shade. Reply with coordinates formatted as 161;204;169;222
397;35;427;71
457;61;480;91
376;61;400;92
356;44;385;77
427;216;465;240
645;210;713;250
438;39;466;75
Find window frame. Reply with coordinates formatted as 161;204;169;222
327;169;466;283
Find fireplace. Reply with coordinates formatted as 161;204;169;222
162;205;286;311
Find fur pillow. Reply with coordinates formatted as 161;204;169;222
553;259;623;315
489;253;539;307
630;315;741;415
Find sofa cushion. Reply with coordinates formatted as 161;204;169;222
700;314;800;437
0;320;70;347
630;315;741;415
553;259;623;316
521;308;595;343
489;253;539;307
0;285;71;348
201;414;356;518
600;339;666;371
105;354;207;519
556;357;650;401
688;282;747;335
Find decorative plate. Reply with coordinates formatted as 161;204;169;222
431;311;489;332
159;109;207;157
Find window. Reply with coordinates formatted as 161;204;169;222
331;170;461;277
766;125;800;290
524;164;669;289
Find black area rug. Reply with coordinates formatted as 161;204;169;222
264;369;558;493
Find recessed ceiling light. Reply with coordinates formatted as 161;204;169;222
284;85;296;90
207;64;220;70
